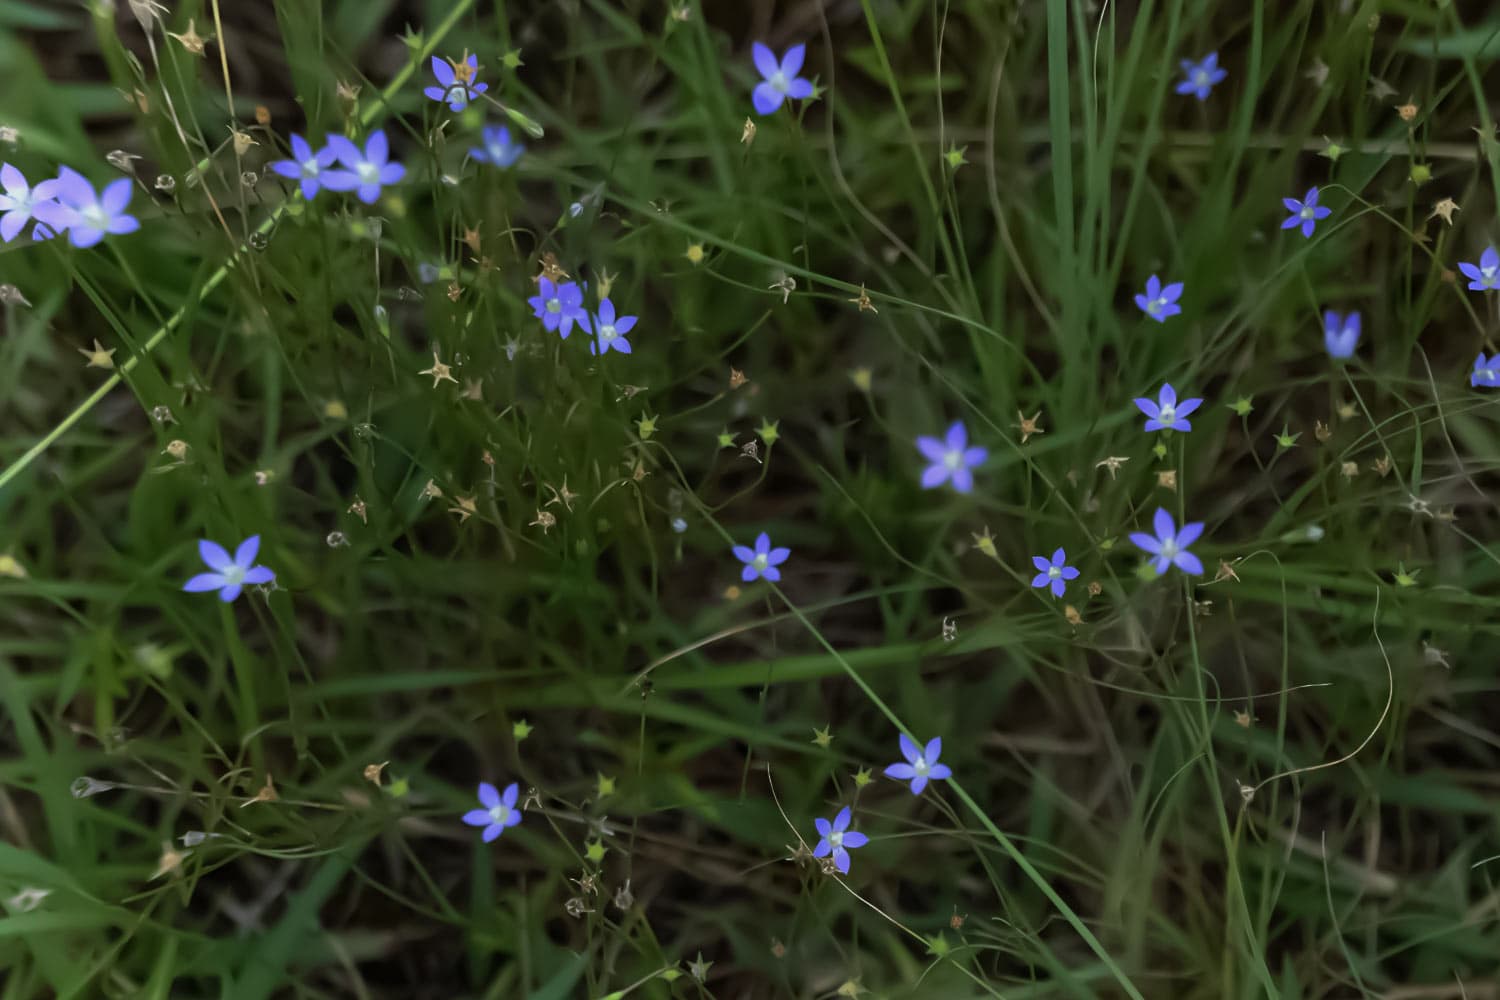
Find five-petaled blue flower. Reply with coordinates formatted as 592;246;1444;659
1176;53;1227;100
424;54;488;112
1133;383;1202;432
528;278;591;338
46;167;139;248
323;131;405;204
182;536;275;602
751;42;815;115
1030;548;1080;598
1458;247;1500;291
1324;310;1361;360
269;134;337;200
1130;508;1205;576
461;782;522;842
589;297;636;356
884;735;952;795
733;532;790;583
470;125;524;169
812;806;868;874
916;421;986;493
1135;275;1183;322
1472;353;1499;389
1281;187;1331;239
0;163;59;243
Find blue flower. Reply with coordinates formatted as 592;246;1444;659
527;277;591;338
182;536;275;602
884;735;952;795
322;131;405;204
1030;548;1080;597
916;421;987;492
45;167;139;248
1472;353;1499;388
1133;383;1202;432
1129;508;1204;576
470;125;524;168
424;54;488;112
1281;186;1331;238
461;782;521;842
1175;53;1227;100
751;42;814;115
1458;247;1500;291
811;806;868;874
1134;274;1183;322
0;163;60;243
732;532;789;583
1324;310;1361;359
589;297;636;356
269;133;337;200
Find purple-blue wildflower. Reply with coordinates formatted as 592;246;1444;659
732;532;790;583
812;806;868;874
1030;548;1080;598
1472;353;1499;389
0;163;59;243
322;131;405;204
424;54;488;112
1324;310;1361;359
269;134;337;200
45;167;139;248
1458;247;1500;291
470;125;524;169
1129;508;1204;576
884;735;952;795
1134;275;1183;322
1175;53;1227;100
461;782;521;842
527;278;591;338
1281;187;1331;238
916;421;987;493
751;42;814;115
589;298;636;356
1133;383;1202;432
182;536;275;602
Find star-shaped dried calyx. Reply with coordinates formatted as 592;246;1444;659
448;496;477;522
419;351;458;388
240;773;277;808
847;283;878;313
152;841;188;880
529;509;557;533
78;339;117;370
1429;198;1459;225
741;117;756;145
1095;455;1129;479
536;252;569;282
545;479;580;511
811;725;834;748
168;18;209;56
461;378;483;401
1014;409;1045;443
596;267;616;298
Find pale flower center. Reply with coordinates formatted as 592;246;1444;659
82;204;109;229
1483;263;1498;280
487;803;511;825
302;159;320;178
1148;297;1165;314
1160;539;1179;558
914;757;929;774
600;324;616;342
752;553;768;570
1300;205;1314;219
771;71;788;93
1194;70;1209;86
1048;566;1061;579
944;449;963;469
546;298;561;314
828;831;843;847
357;162;379;184
221;564;246;586
1159;404;1176;424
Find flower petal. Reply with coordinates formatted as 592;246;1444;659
478;782;500;808
916;436;947;461
1129;532;1162;555
840;830;868;849
100;178;132;215
751;42;779;80
732;545;755;563
752;82;783;115
482;823;504;842
786;78;814;99
885;763;916;779
767;547;791;566
910;775;928;795
199;540;233;571
929;764;952;780
234;535;260;568
951;467;973;493
1174;521;1204;548
833;847;850;873
241;566;275;585
430;55;454;87
1133;398;1160;419
217;584;242;603
925;737;942;763
920;464;949;489
814;817;831;837
461;809;491;827
780;43;806;79
813;838;831;858
899;733;920;763
1032;555;1052;572
944;421;967;451
833;806;851;832
502;783;519;807
1152;507;1175;541
1174;551;1204;575
183;572;226;592
1159;383;1177;409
